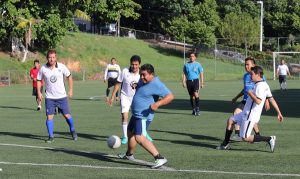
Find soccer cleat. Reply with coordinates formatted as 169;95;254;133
121;137;128;144
45;137;54;143
268;136;276;152
192;109;196;115
118;153;135;160
71;131;78;141
151;157;168;169
194;107;200;116
37;105;42;111
230;134;242;142
216;144;231;150
146;133;153;142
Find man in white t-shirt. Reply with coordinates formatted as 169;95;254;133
108;55;152;144
104;58;121;102
37;49;77;143
217;66;283;152
276;59;291;90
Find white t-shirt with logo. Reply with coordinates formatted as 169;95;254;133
277;64;289;76
37;62;71;99
104;64;121;80
117;68;140;97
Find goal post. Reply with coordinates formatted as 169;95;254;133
272;52;300;80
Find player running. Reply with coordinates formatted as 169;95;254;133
217;66;283;152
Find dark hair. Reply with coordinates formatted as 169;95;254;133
189;52;197;57
34;59;40;64
251;66;264;77
130;55;141;64
140;64;155;74
47;49;57;58
111;57;116;62
245;57;256;64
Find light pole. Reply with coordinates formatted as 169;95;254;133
257;1;263;52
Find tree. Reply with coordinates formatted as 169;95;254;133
164;0;219;46
218;12;260;48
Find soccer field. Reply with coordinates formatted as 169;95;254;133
0;80;299;178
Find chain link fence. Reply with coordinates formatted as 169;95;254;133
0;67;105;86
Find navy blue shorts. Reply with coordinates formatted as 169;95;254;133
128;116;148;136
45;97;70;115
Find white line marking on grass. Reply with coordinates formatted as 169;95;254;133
0;161;300;177
1;143;300;177
89;95;105;100
0;143;173;170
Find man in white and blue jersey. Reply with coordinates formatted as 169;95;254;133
118;64;174;169
182;52;204;116
231;57;269;141
217;66;283;152
37;49;77;143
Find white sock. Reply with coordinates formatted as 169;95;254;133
122;122;128;138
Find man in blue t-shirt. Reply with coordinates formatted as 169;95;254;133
118;64;174;169
182;52;204;116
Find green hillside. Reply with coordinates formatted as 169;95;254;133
0;32;273;82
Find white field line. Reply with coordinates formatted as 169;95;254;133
0;143;173;170
0;143;300;177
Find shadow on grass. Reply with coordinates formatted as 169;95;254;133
160;88;300;118
46;148;150;167
0;105;35;111
150;129;220;149
55;131;107;141
159;99;234;114
0;131;108;142
0;132;46;141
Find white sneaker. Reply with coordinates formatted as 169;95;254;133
118;153;135;160
151;157;168;169
230;134;242;142
268;136;276;152
37;105;42;111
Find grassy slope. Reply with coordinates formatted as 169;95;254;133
0;32;274;81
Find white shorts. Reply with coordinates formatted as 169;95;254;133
231;113;256;139
120;94;133;113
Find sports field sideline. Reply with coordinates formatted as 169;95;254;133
0;80;299;178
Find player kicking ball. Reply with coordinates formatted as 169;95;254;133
217;66;283;152
118;64;174;169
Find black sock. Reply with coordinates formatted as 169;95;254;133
255;131;260;136
195;97;200;109
223;129;233;146
253;135;271;143
126;151;133;156
235;130;240;135
106;88;110;97
190;97;195;109
154;154;164;159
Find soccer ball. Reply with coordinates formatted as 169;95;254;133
107;135;121;149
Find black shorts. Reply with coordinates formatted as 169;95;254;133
32;87;43;97
107;77;118;88
186;79;199;96
279;75;286;83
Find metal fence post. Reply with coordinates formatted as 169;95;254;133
8;70;11;86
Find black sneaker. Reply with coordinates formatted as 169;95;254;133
195;107;200;116
192;109;196;115
45;137;54;143
71;131;78;141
